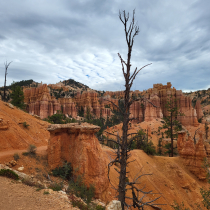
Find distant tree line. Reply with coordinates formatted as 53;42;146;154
0;79;37;91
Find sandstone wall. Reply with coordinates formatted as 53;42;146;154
177;130;209;180
24;84;77;119
74;91;112;118
195;100;204;120
130;82;203;126
104;91;124;99
47;123;109;197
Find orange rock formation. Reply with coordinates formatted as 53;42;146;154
24;84;77;119
75;91;112;118
130;82;203;126
177;130;208;179
104;91;124;99
195;100;204;120
47;123;109;197
57;98;77;118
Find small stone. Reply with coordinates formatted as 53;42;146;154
18;166;24;172
106;200;122;210
8;103;14;109
10;160;17;166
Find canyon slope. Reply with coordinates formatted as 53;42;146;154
0;100;209;209
0;100;49;151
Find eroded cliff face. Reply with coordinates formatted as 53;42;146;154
47;123;109;197
130;82;203;126
24;84;77;119
177;130;209;180
74;91;112;118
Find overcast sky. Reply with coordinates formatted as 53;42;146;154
0;0;209;92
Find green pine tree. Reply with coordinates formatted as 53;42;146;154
162;96;183;157
10;85;25;109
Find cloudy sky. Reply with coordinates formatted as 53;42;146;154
0;0;209;92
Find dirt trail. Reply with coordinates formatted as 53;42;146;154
0;146;47;159
0;176;73;210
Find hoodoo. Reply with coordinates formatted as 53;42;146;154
47;123;109;197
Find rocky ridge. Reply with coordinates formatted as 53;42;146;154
130;82;203;126
184;88;210;122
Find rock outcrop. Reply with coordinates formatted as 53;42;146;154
75;91;112;118
57;98;77;118
24;84;77;119
104;91;124;99
177;130;208;179
130;82;203;126
47;123;109;197
195;100;204;120
106;200;122;210
0;116;9;130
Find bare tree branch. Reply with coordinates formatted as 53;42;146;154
103;98;124;114
3;61;12;101
107;9;163;210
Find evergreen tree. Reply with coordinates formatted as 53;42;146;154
162;96;183;157
10;85;25;109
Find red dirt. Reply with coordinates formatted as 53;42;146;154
0;100;49;152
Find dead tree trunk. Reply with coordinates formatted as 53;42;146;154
117;10;163;210
3;61;12;101
104;10;164;210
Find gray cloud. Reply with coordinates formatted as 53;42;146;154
0;0;209;92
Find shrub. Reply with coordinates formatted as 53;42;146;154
171;201;189;210
44;111;77;124
68;175;95;204
71;200;89;210
22;178;44;189
13;153;20;161
0;169;19;180
44;111;64;124
22;152;29;156
142;141;156;155
27;144;37;155
52;161;73;180
49;181;63;191
96;205;105;210
22;121;29;128
43;191;50;195
22;178;35;186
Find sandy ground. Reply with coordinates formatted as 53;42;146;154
0;146;47;158
0;146;76;210
0;176;73;210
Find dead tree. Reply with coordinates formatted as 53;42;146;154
3;61;12;101
105;10;164;210
205;122;209;140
